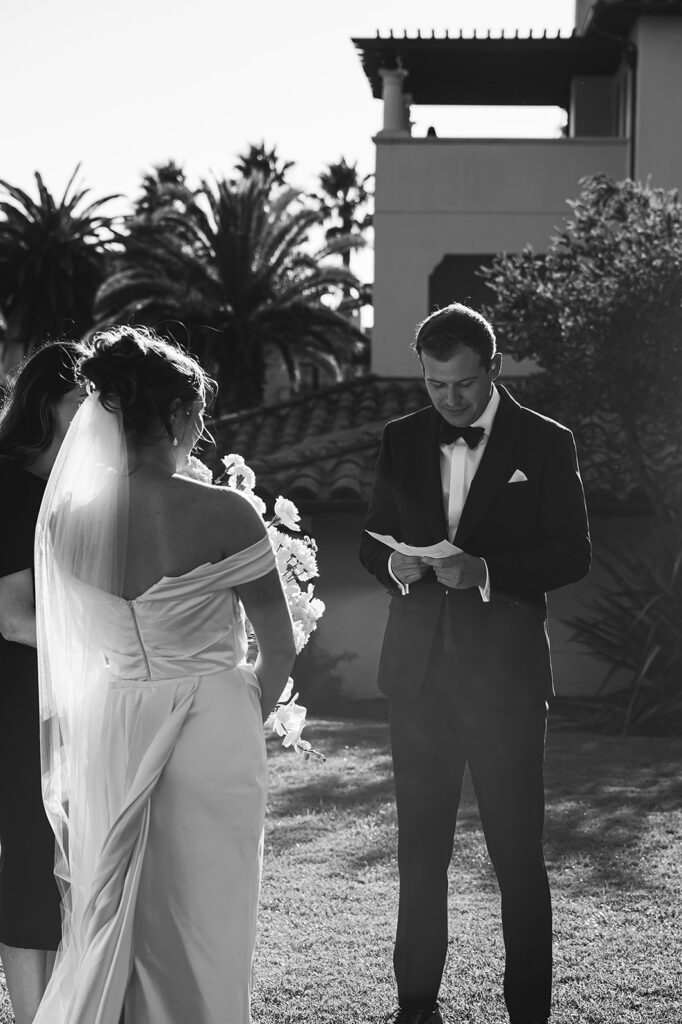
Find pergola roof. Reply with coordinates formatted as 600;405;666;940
589;0;682;32
352;33;627;108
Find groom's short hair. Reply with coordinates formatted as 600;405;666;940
413;303;497;369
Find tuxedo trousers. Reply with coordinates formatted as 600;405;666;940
388;610;552;1024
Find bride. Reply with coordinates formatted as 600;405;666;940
34;326;296;1024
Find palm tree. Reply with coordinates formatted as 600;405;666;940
0;167;119;372
95;173;365;411
233;142;294;193
317;158;373;271
135;159;190;217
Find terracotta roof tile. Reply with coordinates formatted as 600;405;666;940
211;376;428;510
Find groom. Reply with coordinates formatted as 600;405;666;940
359;303;590;1024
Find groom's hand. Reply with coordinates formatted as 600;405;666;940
424;552;486;589
391;553;429;585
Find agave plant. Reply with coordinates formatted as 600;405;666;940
0;167;119;370
566;521;682;735
95;173;366;411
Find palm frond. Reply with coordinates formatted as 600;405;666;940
316;232;366;261
0;169;118;352
0;179;44;221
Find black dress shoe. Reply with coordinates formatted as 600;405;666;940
385;1006;444;1024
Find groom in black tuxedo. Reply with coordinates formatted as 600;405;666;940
359;304;590;1024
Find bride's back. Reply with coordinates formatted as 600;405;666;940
123;472;258;601
78;327;263;601
123;472;219;599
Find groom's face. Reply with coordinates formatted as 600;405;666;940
422;346;501;427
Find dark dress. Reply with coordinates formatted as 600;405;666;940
0;460;61;950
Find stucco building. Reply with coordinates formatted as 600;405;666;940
355;0;682;377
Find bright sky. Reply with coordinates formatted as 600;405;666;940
3;0;575;213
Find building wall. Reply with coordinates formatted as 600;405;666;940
293;510;641;704
633;18;682;189
292;511;387;702
569;75;621;137
574;0;594;34
372;138;630;377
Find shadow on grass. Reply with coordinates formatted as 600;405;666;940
543;731;682;892
293;717;390;750
265;719;398;866
268;769;395;819
267;720;682;896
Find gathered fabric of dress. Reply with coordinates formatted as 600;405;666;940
34;394;275;1024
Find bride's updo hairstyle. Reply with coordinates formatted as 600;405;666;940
79;326;215;442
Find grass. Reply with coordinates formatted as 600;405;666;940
2;718;681;1024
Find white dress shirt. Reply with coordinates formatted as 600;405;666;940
389;386;500;599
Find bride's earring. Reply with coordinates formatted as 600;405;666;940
171;436;178;447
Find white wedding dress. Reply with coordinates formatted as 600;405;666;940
34;394;275;1024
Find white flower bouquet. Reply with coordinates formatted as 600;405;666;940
210;453;326;761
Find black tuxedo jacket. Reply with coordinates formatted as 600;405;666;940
359;385;591;707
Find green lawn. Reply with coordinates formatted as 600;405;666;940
2;719;681;1024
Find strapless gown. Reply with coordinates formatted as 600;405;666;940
35;536;274;1024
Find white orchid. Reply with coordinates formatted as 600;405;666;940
221;453;245;473
228;465;257;491
221;453;257;491
273;495;301;531
271;693;325;760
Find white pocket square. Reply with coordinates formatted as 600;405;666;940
508;469;528;483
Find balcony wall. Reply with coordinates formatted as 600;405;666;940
373;137;630;376
633;18;682;188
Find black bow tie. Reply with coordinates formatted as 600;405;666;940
439;421;485;448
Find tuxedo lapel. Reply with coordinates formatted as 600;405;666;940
454;385;522;546
414;408;448;542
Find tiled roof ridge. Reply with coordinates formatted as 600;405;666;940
248;422;390;472
215;374;400;426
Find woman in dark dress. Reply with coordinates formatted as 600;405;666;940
0;342;85;1024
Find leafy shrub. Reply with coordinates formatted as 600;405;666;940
482;173;682;516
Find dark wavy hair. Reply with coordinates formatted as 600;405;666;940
0;341;84;466
79;325;216;441
412;302;497;369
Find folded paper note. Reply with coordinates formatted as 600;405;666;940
365;531;462;559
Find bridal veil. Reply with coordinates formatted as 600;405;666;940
34;391;129;1014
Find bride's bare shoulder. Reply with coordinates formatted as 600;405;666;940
177;478;267;555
